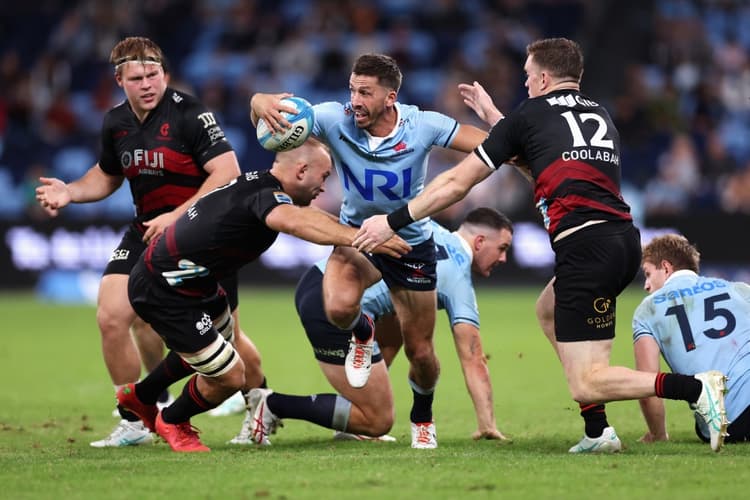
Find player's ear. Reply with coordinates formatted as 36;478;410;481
473;234;485;251
296;162;308;180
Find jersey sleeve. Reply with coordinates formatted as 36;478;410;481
250;184;293;222
98;112;122;176
312;101;344;144
474;105;528;170
180;97;234;169
632;299;656;343
418;110;459;149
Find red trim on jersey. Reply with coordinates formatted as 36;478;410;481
537;158;620;195
546;194;631;234
140;185;198;215
154;146;203;176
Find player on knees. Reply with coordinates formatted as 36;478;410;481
231;208;513;446
634;234;744;446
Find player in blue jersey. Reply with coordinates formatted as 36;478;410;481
231;208;513;445
354;38;729;452
633;234;750;444
250;53;489;448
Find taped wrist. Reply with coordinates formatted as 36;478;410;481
386;204;414;231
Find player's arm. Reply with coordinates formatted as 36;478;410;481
266;204;410;258
458;81;504;127
452;322;507;440
634;335;669;442
449;123;488;153
141;151;241;242
36;164;123;217
354;154;492;251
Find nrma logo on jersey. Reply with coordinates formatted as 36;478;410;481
340;163;412;200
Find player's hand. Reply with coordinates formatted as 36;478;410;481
638;431;669;443
35;176;71;217
458;81;504;127
250;92;296;134
472;429;512;442
142;212;179;243
368;234;411;258
353;215;395;253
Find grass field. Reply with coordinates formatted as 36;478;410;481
1;286;747;499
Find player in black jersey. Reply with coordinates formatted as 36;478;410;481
115;139;409;452
34;37;263;448
355;37;729;452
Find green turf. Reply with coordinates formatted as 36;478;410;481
1;287;746;499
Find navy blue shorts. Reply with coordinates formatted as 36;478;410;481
552;221;641;342
294;266;383;365
365;236;437;291
107;225;239;311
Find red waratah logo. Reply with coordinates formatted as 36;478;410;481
394;141;407;151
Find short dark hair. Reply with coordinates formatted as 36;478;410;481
642;234;700;273
526;37;584;83
352;54;402;92
461;207;513;234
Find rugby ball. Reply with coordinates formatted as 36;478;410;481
256;96;314;152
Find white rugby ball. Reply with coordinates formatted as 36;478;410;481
256;96;314;152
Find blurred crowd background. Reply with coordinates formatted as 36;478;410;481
1;0;749;233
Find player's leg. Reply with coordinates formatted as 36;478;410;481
373;312;402;368
390;286;439;449
535;277;559;359
323;247;382;387
90;273;153;448
130;316;174;408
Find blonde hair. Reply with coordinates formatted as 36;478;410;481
642;234;700;273
110;37;165;75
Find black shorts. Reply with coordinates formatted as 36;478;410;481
552;221;641;343
365;236;437;291
107;225;239;311
128;259;228;353
294;266;383;365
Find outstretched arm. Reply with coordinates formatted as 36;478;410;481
452;322;509;441
353;154;493;252
36;164;123;217
634;336;669;442
458;81;504;127
266;204;410;258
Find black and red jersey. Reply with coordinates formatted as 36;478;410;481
475;89;632;240
143;170;292;297
99;87;233;230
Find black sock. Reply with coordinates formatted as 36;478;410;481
655;373;702;403
157;389;171;404
266;393;338;428
161;375;214;423
117;407;140;422
352;314;374;342
409;387;434;423
579;403;608;438
135;351;194;404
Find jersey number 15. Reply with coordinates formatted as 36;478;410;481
665;293;736;351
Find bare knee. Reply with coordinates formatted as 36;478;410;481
358;406;394;436
96;305;133;339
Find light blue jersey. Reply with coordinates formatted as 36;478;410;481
633;270;750;421
315;221;479;328
313;101;460;245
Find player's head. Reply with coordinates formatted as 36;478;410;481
641;234;700;293
457;208;514;277
349;53;402;131
271;138;333;207
110;37;168;118
524;38;583;98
